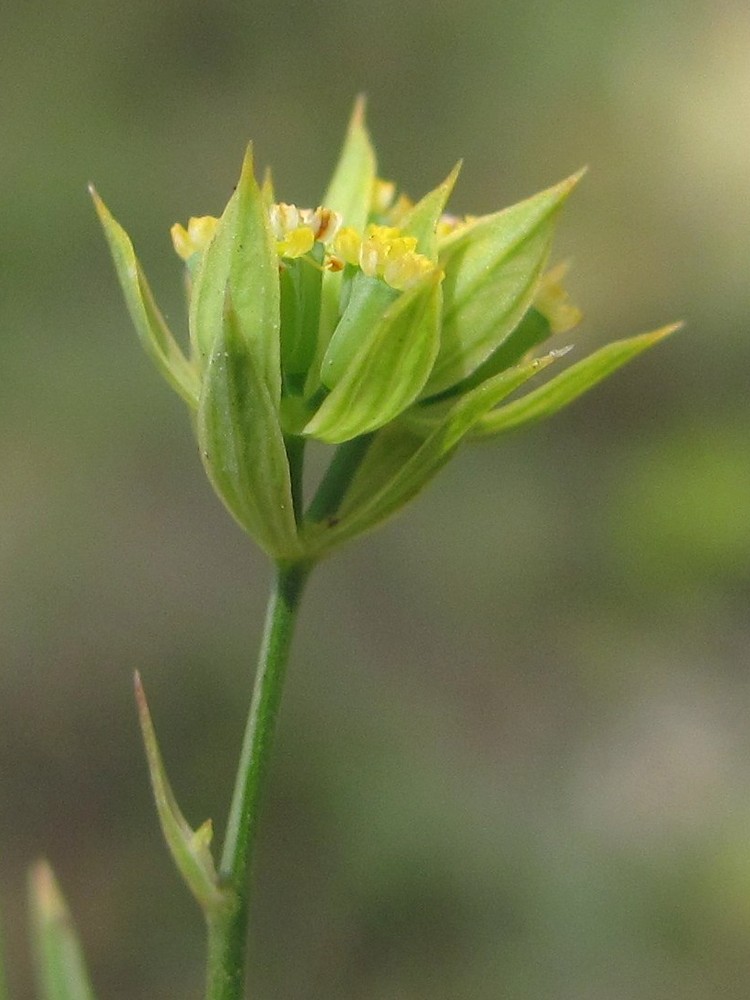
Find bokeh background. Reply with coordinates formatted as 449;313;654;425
2;0;749;997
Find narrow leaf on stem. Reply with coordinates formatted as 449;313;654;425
134;672;228;915
472;324;682;437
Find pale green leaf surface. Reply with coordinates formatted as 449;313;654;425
318;273;397;389
305;273;442;443
134;673;225;913
90;189;199;407
190;148;282;404
28;862;97;1000
304;354;555;553
426;172;582;395
399;162;461;261
321;96;377;232
314;98;378;386
472;324;680;438
197;303;300;560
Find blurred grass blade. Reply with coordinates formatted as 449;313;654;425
0;898;8;1000
28;861;96;1000
472;324;681;438
134;673;227;914
90;188;200;408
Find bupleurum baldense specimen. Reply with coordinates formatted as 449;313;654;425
88;99;677;1000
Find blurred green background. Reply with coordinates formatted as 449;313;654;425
2;0;749;997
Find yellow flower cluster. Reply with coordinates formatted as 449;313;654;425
333;224;437;291
268;203;342;259
171;196;437;292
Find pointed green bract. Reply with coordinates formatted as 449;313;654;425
279;252;324;385
134;673;228;913
197;300;300;560
399;162;461;261
305;272;442;443
426;172;582;395
28;862;97;1000
472;324;681;438
314;99;378;383
190;147;282;404
90;189;199;407
304;354;557;554
319;273;398;389
442;307;554;399
322;96;377;233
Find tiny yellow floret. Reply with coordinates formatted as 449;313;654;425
332;227;362;266
170;216;219;260
371;177;397;214
534;264;582;334
269;202;342;260
333;223;437;290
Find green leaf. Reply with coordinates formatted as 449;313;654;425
305;272;442;443
279;251;324;386
399;162;461;261
312;98;378;391
197;298;301;560
321;95;377;232
427;307;554;404
303;354;556;553
190;146;282;404
318;273;398;389
90;188;199;408
426;171;583;395
472;324;681;437
28;861;97;1000
134;673;228;914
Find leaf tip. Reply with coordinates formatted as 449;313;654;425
239;142;256;189
29;860;66;922
350;93;368;129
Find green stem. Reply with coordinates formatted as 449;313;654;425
206;560;312;1000
305;433;374;524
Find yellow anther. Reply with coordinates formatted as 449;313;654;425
304;207;342;243
170;216;219;261
270;203;342;260
384;235;418;260
334;222;437;289
333;227;362;266
277;227;315;259
365;224;401;242
269;202;301;238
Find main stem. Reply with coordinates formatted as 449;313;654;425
206;559;311;1000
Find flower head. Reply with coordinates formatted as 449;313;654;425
92;99;677;563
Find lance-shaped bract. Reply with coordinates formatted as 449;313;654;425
94;99;677;563
28;861;98;1000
